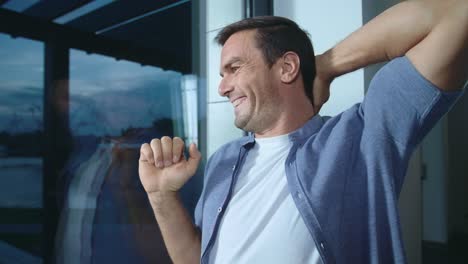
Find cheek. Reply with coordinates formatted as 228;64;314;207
239;67;270;102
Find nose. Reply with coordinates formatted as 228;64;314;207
218;76;233;97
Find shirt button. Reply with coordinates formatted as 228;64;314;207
320;242;325;250
232;165;236;171
217;207;222;213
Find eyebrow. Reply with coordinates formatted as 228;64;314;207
220;57;242;77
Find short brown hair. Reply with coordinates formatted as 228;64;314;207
215;16;315;103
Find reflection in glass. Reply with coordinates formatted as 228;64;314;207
55;50;199;263
182;75;199;146
0;33;43;262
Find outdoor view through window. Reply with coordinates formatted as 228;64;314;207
0;1;200;263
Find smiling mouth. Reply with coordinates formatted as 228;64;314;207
232;96;246;108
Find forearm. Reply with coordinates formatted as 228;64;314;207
319;0;458;80
149;192;201;264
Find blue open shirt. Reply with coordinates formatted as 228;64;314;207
195;56;462;264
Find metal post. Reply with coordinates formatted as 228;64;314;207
244;0;273;18
43;40;71;264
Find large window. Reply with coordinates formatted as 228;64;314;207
0;33;44;262
54;50;199;263
0;1;202;263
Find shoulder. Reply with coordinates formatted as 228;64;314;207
312;107;364;144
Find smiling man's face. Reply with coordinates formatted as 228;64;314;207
218;30;282;133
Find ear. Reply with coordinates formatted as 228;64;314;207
279;52;301;84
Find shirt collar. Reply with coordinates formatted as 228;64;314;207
240;133;255;147
288;114;324;142
240;114;325;147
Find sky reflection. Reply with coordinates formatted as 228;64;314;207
0;33;182;136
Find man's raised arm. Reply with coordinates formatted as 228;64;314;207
314;0;468;110
139;137;202;264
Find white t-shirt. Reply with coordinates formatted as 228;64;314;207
209;134;323;264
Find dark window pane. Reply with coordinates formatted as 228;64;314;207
55;49;200;263
0;33;44;261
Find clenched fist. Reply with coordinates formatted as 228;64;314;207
139;136;201;194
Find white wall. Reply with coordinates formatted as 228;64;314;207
205;0;244;157
274;0;365;116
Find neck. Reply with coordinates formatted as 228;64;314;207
254;98;315;138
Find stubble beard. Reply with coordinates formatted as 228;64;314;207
234;98;279;134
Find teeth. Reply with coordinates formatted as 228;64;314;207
234;97;242;107
233;97;244;107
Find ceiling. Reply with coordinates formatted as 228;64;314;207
0;0;193;73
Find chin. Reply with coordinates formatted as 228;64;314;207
234;119;247;131
234;115;250;131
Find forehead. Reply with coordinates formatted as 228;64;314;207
220;30;260;64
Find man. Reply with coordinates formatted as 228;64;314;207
139;0;467;263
